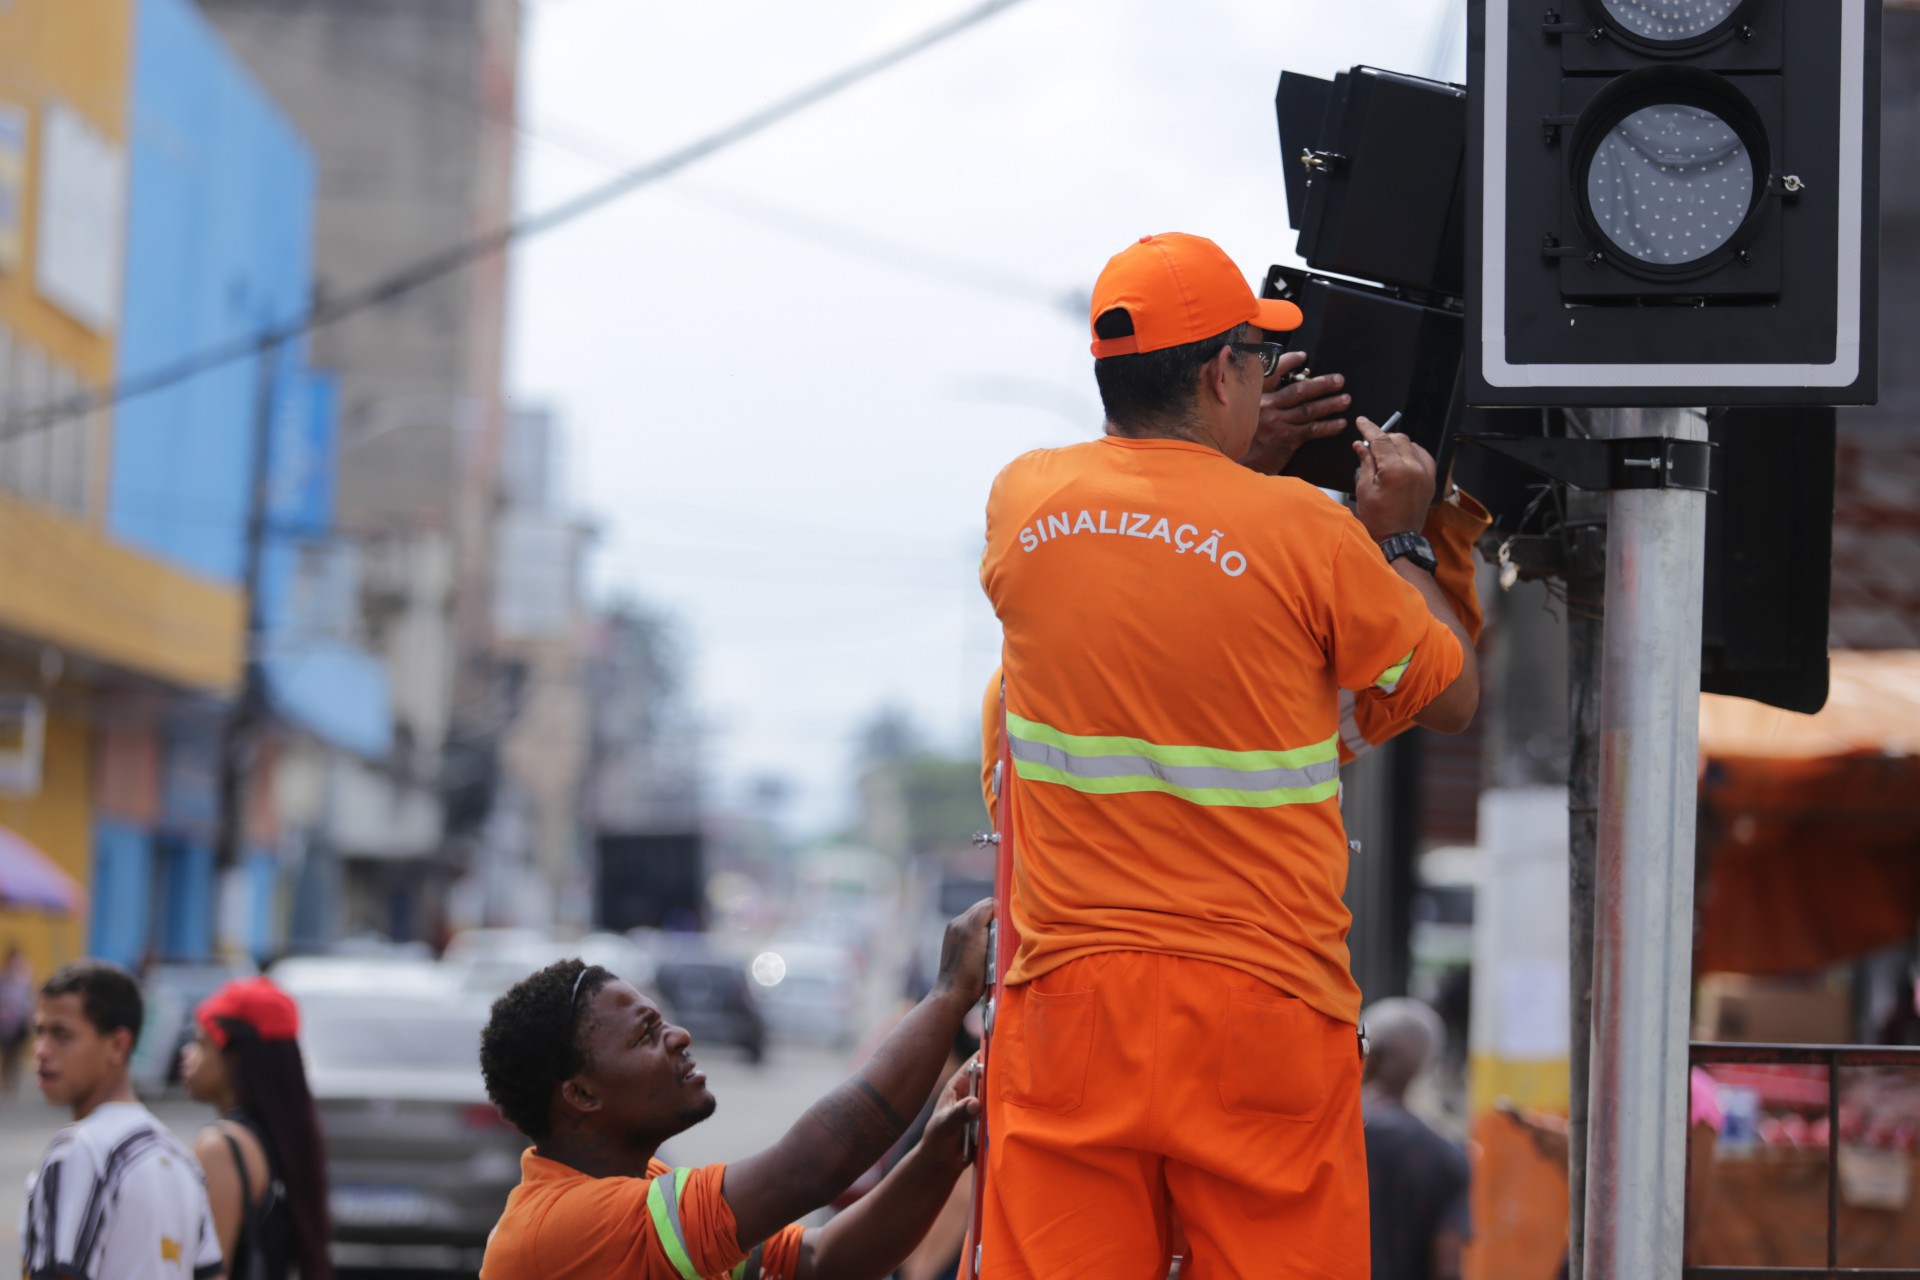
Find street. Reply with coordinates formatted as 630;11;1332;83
0;1041;854;1279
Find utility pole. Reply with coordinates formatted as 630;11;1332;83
214;334;281;883
1583;407;1707;1279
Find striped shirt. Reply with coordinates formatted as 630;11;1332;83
20;1101;223;1280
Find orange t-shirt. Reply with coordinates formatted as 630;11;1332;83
979;436;1464;1023
480;1150;806;1280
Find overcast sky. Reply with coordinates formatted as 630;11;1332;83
507;0;1467;836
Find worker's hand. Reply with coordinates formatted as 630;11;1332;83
931;899;994;1009
1240;353;1350;476
1353;414;1437;542
914;1056;983;1174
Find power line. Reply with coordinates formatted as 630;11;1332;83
0;0;1036;445
667;184;1082;315
231;10;1079;318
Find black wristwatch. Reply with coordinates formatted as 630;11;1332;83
1378;531;1438;574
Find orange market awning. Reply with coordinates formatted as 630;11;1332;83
1696;651;1920;976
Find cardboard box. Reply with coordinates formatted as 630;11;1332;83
1694;973;1852;1045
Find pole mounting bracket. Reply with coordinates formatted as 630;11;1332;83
1463;434;1717;493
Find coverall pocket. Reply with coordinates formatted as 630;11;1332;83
1005;985;1094;1113
1217;991;1328;1121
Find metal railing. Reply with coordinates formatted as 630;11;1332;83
1682;1042;1920;1280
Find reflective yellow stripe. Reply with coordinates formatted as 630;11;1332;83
1375;651;1414;694
645;1169;701;1280
1006;712;1337;771
1005;712;1340;808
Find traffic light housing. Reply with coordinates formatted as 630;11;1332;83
1260;266;1463;493
1700;406;1834;714
1278;67;1469;299
1269;67;1469;493
1467;0;1882;406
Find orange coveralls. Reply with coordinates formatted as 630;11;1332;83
975;440;1480;1279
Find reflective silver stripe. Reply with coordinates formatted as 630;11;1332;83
1007;734;1340;794
1338;690;1373;758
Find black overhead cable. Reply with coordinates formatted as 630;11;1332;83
0;0;1035;445
231;14;1077;312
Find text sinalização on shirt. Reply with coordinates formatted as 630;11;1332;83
1015;507;1249;577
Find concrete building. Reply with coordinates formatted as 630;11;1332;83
473;406;596;929
583;604;707;932
197;0;521;942
586;609;704;842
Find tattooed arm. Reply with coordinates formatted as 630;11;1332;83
722;900;991;1252
791;1059;979;1280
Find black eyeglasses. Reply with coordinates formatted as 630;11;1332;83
1229;341;1289;378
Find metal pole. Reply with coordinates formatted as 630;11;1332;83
1564;484;1606;1280
1584;407;1706;1280
215;335;280;875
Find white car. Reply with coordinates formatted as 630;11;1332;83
268;961;519;1274
752;938;865;1049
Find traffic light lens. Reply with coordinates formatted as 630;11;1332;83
1585;104;1754;266
1598;0;1742;44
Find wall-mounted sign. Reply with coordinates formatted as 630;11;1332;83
0;693;46;796
35;101;125;334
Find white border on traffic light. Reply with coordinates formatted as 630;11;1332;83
1477;0;1868;389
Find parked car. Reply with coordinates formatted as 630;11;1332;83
130;958;258;1097
443;934;572;1001
652;944;766;1065
443;929;660;1007
271;954;453;1003
576;931;656;992
295;989;520;1273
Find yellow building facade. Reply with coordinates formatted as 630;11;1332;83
0;0;244;980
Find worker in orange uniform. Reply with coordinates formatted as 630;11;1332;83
477;902;992;1280
974;232;1481;1280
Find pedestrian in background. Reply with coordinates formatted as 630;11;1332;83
0;944;35;1094
1361;998;1470;1280
22;959;225;1279
181;976;333;1280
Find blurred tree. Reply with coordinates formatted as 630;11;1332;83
853;706;983;860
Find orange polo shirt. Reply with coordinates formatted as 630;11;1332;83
979;436;1464;1023
480;1150;806;1280
980;488;1492;802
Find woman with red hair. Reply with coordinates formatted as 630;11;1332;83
181;976;333;1280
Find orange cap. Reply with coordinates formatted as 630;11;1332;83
1089;233;1304;358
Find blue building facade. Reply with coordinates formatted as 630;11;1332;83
94;0;388;966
